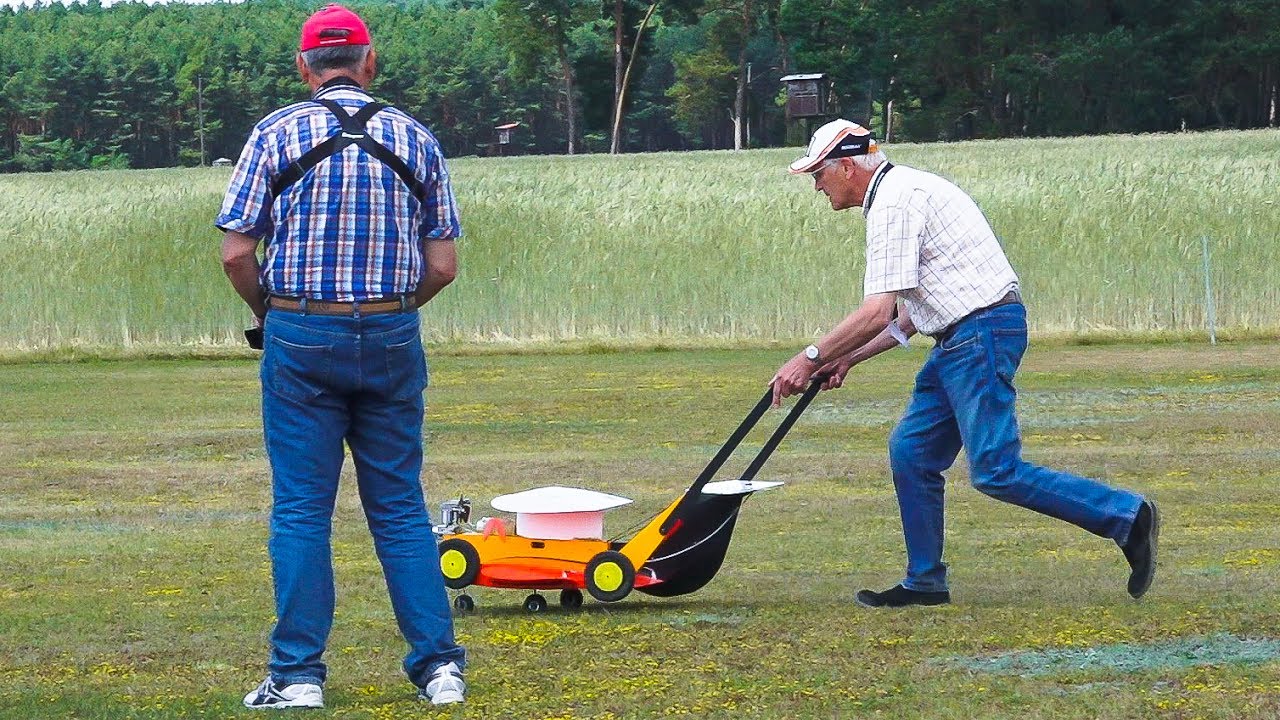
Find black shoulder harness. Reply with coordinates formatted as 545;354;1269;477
270;98;429;203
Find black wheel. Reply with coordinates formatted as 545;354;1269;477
559;588;584;609
453;594;475;613
523;593;548;613
584;551;636;603
438;539;480;589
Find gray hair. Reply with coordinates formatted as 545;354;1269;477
300;44;370;74
853;150;887;171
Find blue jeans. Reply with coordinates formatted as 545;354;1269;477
260;310;465;687
889;303;1144;592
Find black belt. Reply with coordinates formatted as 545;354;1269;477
930;290;1022;343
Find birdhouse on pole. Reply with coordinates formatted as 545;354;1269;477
495;122;519;155
780;73;828;118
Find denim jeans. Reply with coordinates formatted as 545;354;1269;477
888;303;1144;592
260;309;465;687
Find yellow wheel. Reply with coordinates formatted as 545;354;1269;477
593;563;624;592
584;551;635;603
437;539;479;589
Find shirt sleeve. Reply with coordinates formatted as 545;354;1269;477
214;125;276;238
419;143;462;241
863;201;925;297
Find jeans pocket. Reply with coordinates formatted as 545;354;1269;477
385;335;427;402
939;332;980;353
264;336;333;403
990;328;1027;384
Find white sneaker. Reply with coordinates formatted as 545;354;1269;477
243;676;324;709
417;661;465;705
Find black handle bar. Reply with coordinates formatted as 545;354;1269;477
739;380;823;483
660;376;825;534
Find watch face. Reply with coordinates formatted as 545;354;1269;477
805;345;820;361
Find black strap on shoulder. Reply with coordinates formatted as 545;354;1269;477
864;161;894;212
270;98;429;204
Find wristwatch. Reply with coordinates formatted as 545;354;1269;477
804;344;822;363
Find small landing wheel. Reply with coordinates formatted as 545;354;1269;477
523;593;548;613
559;588;584;609
453;594;475;613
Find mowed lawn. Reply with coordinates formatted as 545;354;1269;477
1;343;1278;719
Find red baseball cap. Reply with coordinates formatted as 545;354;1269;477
300;4;371;51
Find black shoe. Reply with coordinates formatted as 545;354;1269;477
1121;499;1161;599
855;584;950;608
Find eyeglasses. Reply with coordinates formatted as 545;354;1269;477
809;159;837;179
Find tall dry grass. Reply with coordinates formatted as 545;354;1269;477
0;129;1275;349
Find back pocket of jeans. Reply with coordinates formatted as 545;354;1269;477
264;336;332;403
385;335;427;401
990;328;1027;385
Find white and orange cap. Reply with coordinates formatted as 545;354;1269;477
788;119;878;174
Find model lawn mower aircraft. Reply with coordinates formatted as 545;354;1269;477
432;379;824;613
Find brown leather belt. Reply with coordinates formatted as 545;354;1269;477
930;289;1023;343
267;295;415;316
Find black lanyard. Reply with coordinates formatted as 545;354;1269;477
864;162;894;212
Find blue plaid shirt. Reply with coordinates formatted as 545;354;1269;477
215;82;461;302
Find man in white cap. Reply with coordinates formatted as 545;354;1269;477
770;119;1160;608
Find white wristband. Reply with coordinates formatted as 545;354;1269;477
887;320;910;348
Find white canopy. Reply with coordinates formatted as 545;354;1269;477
491;485;633;514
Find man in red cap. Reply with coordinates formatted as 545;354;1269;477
218;3;466;709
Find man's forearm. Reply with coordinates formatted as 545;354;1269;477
843;309;918;366
821;316;887;360
221;231;267;317
847;326;905;365
414;239;458;308
814;300;897;362
224;255;267;318
844;310;916;363
413;270;454;308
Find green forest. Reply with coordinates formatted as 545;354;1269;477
1;0;1277;171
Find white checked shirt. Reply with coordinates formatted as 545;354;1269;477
861;163;1019;335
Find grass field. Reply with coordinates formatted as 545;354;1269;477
2;343;1278;718
0;129;1277;350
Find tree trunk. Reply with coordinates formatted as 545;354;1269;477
611;2;659;156
732;55;747;150
883;76;894;141
610;0;624;154
557;43;578;154
732;0;753;151
1268;64;1276;127
1264;79;1274;127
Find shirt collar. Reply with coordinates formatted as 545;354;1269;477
861;161;893;217
313;76;369;100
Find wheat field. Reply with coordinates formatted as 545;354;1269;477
0;129;1275;350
